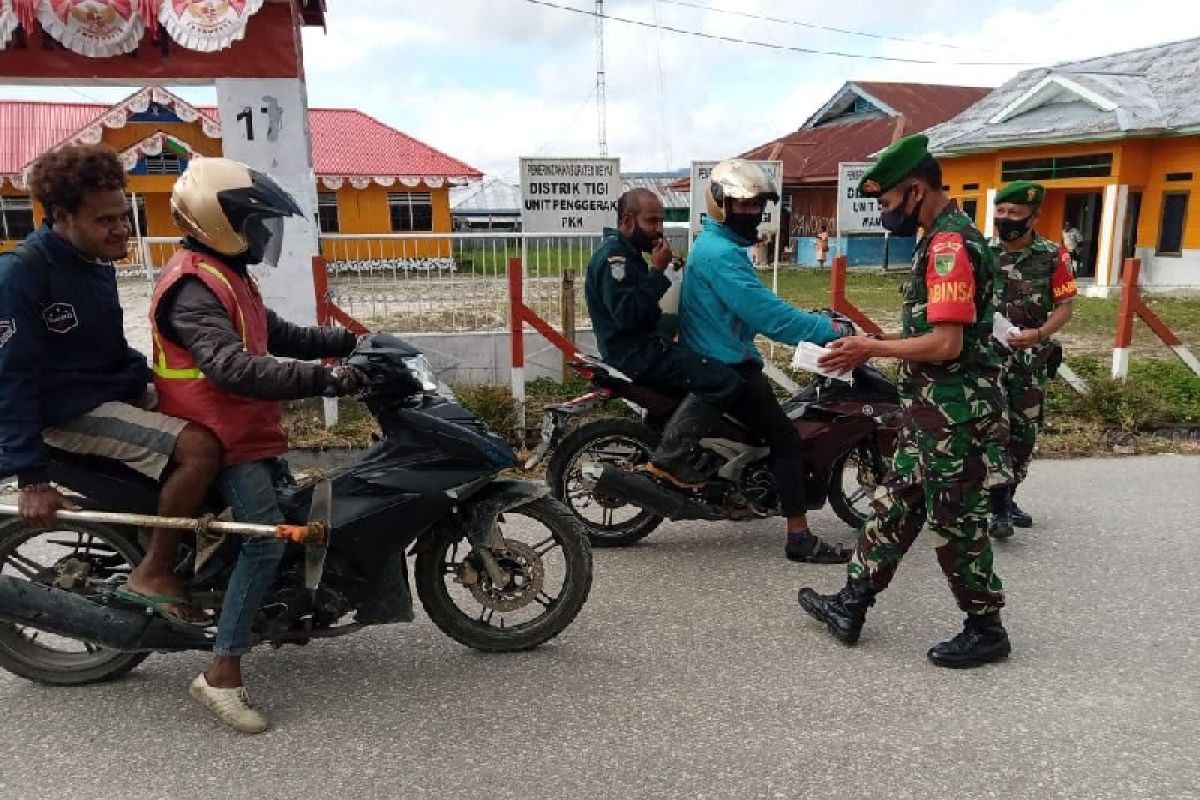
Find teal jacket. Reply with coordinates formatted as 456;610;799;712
680;218;840;365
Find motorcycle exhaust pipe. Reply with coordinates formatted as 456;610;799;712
0;575;210;653
588;466;718;521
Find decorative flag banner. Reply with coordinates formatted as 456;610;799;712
0;0;17;48
36;0;145;57
117;131;197;171
157;0;263;52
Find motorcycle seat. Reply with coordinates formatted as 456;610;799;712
46;448;161;515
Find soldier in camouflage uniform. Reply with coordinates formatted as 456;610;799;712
797;134;1013;669
988;181;1078;539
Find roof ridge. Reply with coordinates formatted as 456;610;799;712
1048;35;1200;71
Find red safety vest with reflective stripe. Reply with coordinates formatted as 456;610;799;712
149;249;287;466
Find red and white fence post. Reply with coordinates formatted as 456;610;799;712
1112;257;1200;380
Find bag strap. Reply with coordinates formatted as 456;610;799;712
8;243;52;310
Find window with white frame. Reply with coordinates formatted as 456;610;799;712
317;192;340;234
142;153;186;175
388;191;433;232
0;195;35;240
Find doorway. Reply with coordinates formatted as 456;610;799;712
1064;192;1103;278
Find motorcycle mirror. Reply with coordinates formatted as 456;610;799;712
304;480;333;593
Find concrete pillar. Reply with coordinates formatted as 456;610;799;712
1095;183;1125;289
983;188;997;238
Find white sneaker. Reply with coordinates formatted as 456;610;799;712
188;673;270;734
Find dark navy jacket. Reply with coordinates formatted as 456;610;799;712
0;225;150;484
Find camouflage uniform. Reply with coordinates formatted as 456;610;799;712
848;202;1009;615
991;234;1078;485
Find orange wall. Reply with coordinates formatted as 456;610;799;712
939;136;1200;251
1133;137;1200;251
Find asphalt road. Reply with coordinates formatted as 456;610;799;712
1;455;1198;800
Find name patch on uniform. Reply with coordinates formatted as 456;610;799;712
42;302;79;334
1053;279;1077;299
609;255;626;282
0;317;14;348
929;281;972;304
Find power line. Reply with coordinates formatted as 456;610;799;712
518;0;1036;66
655;0;1003;54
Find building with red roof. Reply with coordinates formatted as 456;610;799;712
740;81;990;240
0;86;481;258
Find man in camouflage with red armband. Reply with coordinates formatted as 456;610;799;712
987;180;1077;539
797;134;1013;669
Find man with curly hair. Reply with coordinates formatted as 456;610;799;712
0;144;220;626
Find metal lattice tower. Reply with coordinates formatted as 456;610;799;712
596;0;608;156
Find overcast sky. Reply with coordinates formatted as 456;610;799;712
4;0;1199;180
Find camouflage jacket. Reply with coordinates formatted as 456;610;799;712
989;233;1077;374
899;201;1004;422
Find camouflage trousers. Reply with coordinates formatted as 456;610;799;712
1004;364;1047;486
848;413;1008;615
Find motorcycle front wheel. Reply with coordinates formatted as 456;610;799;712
414;496;592;653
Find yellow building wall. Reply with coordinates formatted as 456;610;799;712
2;114;456;260
318;183;454;262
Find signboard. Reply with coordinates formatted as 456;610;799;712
216;77;319;325
689;160;783;239
837;161;884;235
519;157;621;234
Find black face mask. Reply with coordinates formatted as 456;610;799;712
880;186;922;237
995;215;1033;242
725;211;763;243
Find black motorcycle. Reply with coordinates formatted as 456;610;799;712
0;333;593;685
529;354;903;547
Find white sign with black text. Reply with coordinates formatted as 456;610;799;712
836;161;884;235
519;157;621;234
689;160;783;239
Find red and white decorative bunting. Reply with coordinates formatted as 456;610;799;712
36;0;145;57
0;0;18;49
157;0;263;53
116;131;199;171
318;175;464;191
69;87;221;148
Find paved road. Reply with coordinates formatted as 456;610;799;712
2;455;1198;800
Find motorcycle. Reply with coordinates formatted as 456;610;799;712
527;351;903;547
0;333;593;685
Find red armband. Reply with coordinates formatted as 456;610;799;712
925;233;977;324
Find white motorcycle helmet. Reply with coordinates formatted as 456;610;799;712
705;158;779;241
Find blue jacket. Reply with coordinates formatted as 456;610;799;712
0;225;150;483
680;218;840;364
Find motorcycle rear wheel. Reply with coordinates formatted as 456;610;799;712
828;443;883;531
0;518;150;686
546;417;664;547
414;496;592;653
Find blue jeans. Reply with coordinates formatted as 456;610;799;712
213;460;287;656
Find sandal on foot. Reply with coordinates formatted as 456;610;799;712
785;536;852;564
113;586;212;630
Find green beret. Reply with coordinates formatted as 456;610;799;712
859;134;932;197
995;181;1045;207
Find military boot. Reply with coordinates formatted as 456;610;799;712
989;487;1015;540
797;581;876;645
927;611;1011;669
644;394;723;490
1010;490;1033;528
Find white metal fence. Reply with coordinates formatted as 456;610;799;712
112;229;693;334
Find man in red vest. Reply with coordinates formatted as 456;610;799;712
151;157;367;733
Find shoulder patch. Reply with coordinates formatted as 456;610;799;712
42;302;79;334
610;261;626;282
0;317;15;348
